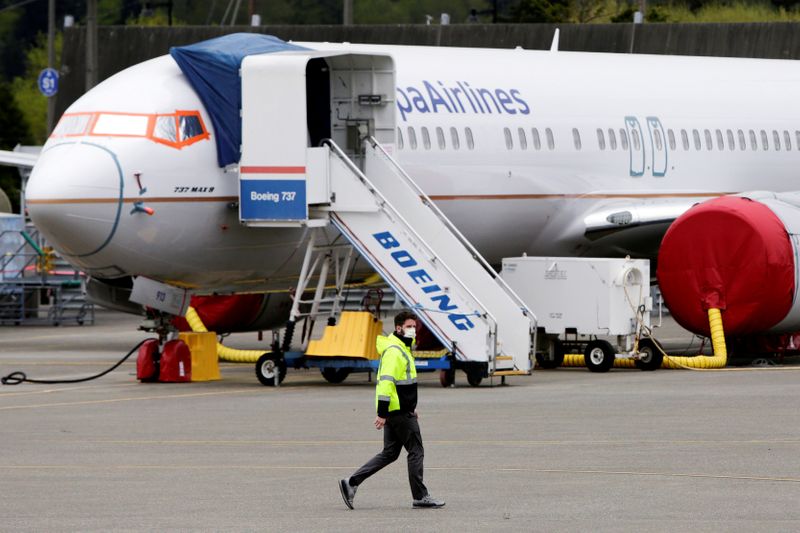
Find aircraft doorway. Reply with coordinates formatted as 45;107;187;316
306;58;332;148
625;116;645;177
646;116;668;177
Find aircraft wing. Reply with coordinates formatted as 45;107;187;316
0;149;39;168
560;197;709;262
583;199;700;240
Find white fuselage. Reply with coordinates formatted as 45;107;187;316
25;43;800;292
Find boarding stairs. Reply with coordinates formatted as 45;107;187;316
240;138;536;375
238;50;536;376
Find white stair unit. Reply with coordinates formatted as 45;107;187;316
239;50;536;376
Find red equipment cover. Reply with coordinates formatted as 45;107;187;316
657;196;794;336
414;318;444;351
159;339;192;382
136;339;160;382
172;294;264;333
730;333;800;359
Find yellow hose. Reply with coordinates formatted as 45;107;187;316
661;308;727;369
562;353;637;368
560;308;728;370
185;306;268;363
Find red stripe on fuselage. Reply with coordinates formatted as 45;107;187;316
240;166;306;174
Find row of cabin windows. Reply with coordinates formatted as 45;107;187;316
502;127;557;150
397;126;475;151
678;128;797;152
503;126;800;153
596;128;634;151
504;127;617;152
600;128;800;153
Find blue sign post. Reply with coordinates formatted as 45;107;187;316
38;68;59;97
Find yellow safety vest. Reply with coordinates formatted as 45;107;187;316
375;334;417;414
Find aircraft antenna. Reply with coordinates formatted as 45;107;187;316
550;28;560;52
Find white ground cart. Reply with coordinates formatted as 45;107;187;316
501;256;662;372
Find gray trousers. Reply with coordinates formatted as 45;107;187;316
350;411;428;500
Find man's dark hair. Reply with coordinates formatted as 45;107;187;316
394;310;417;328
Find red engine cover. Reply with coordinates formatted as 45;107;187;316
172;294;265;332
136;339;161;382
159;339;192;382
657;196;794;336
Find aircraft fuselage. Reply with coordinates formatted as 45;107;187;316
25;42;800;292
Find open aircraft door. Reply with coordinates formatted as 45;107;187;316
239;50;396;226
239;52;310;224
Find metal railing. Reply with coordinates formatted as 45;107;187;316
368;137;539;327
366;137;539;368
1;229;42;281
324;138;502;363
0;227;93;326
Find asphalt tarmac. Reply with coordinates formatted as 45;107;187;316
2;311;800;532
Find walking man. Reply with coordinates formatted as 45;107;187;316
339;310;445;509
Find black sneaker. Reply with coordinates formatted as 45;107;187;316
339;479;357;509
413;495;445;508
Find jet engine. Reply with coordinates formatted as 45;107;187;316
172;292;293;333
657;193;800;336
87;276;293;333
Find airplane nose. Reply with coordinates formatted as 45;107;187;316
26;142;124;259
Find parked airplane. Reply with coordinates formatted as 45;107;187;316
3;33;800;353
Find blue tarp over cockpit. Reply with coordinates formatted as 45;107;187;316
170;33;308;167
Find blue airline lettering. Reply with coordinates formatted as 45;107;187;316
391;250;417;267
510;89;530;114
408;87;429;113
422;81;452;113
396;80;531;122
372;231;476;331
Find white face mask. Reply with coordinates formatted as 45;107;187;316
402;326;416;339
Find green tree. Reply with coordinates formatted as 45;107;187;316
508;0;571;22
0;5;25;80
10;31;61;145
358;0;486;24
611;4;669;22
286;0;342;24
573;0;610;22
0;0;85;81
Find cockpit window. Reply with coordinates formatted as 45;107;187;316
180;114;204;142
51;110;209;149
51;113;91;137
93;113;149;136
153;116;177;142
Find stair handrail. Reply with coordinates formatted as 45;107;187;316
324;139;501;360
367;136;538;329
20;230;44;256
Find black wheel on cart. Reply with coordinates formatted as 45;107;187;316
584;340;615;373
536;339;565;369
439;369;455;388
465;368;483;387
634;338;664;371
255;353;287;386
321;367;351;384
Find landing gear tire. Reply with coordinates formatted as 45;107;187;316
634;338;664;371
439;369;455;388
584;340;615;373
466;368;483;387
536;339;565;369
320;367;351;384
255;353;287;386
